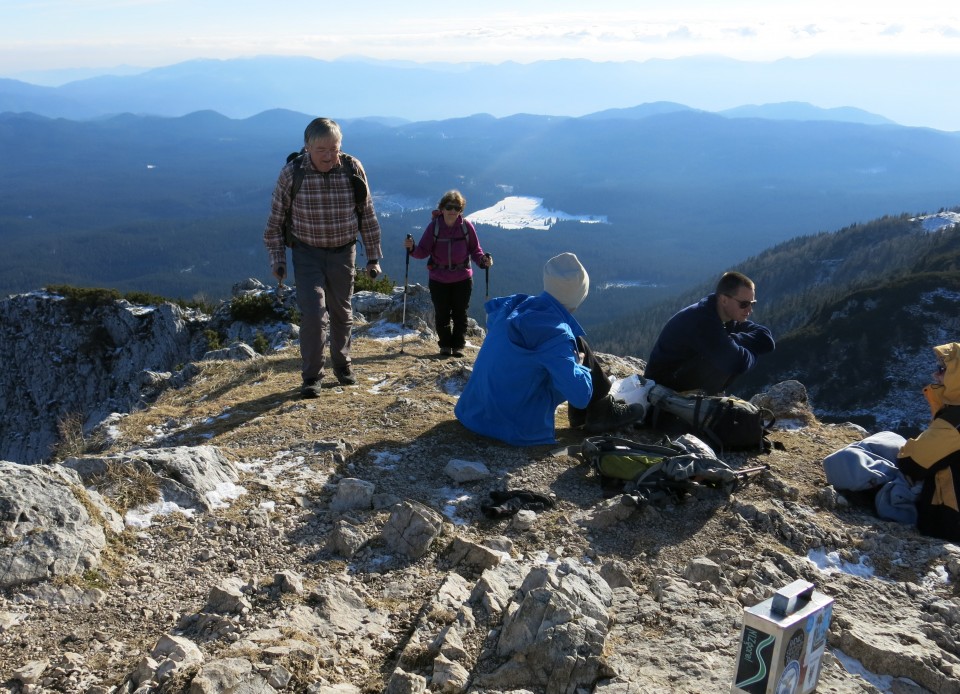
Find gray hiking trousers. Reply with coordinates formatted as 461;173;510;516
292;240;356;381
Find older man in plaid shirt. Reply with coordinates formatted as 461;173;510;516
264;118;383;398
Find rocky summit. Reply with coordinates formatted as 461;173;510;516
1;282;959;694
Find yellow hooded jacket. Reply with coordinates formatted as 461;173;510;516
897;342;960;541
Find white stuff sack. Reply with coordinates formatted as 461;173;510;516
609;374;656;413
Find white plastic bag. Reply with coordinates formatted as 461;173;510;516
609;374;656;410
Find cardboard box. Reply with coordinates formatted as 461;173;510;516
731;579;834;694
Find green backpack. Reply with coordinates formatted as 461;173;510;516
579;436;686;481
578;434;769;503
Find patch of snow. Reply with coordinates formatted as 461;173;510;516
203;409;232;425
373;193;431;215
442;376;465;397
773;418;808;431
597;280;665;290
371;450;402;469
912;211;960;232
125;500;196;528
436;486;472;525
364;320;418;342
367;377;392;394
205;482;246;509
923;564;950;589
467;195;607;230
806;548;875;578
831;648;899;693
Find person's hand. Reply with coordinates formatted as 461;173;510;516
367;261;381;279
404;237;415;251
481;253;493;269
272;264;286;282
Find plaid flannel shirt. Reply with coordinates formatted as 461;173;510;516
263;152;382;267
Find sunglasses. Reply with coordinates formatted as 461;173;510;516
442;204;462;212
724;294;757;310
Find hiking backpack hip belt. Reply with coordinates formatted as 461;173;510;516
428;259;471;271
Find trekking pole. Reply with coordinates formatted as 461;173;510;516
736;464;771;477
400;234;412;354
731;464;771;491
484;254;491;299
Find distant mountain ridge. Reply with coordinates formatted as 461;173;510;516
719;102;896;126
2;54;956;129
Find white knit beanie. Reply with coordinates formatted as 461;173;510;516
543;252;589;311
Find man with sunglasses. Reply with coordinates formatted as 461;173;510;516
644;271;775;395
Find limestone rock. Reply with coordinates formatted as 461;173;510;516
0;462;107;588
381;501;443;559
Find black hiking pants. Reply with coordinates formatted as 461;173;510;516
429;277;472;350
567;336;613;422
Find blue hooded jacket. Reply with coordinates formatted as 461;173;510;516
454;292;593;446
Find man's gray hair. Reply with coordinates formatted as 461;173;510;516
304;117;342;145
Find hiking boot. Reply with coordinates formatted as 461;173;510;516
333;365;356;386
300;377;322;399
583;395;645;433
567;405;587;429
451;348;465;358
439;347;452;357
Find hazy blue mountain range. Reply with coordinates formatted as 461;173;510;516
2;106;959;330
2;55;956;130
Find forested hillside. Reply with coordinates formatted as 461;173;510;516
592;212;960;359
2;109;960;331
588;211;960;431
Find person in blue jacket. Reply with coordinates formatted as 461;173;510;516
455;253;644;446
645;271;775;395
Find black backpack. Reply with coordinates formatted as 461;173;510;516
648;384;776;453
281;150;370;248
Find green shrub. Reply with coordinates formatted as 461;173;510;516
47;285;121;308
230;293;282;323
252;331;270;355
355;268;394;294
204;329;224;351
46;284;212;313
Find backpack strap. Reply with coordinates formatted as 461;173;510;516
283;150;369;248
282;153;306;248
692;395;726;452
937;405;960;429
429;217;472;270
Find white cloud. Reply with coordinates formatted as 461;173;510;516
3;1;959;73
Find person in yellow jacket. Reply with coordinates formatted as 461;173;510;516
897;342;960;541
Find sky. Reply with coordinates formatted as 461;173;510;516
3;0;959;77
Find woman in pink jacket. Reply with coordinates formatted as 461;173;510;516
405;190;492;358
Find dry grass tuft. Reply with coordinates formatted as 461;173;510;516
51;411;107;460
89;460;161;513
